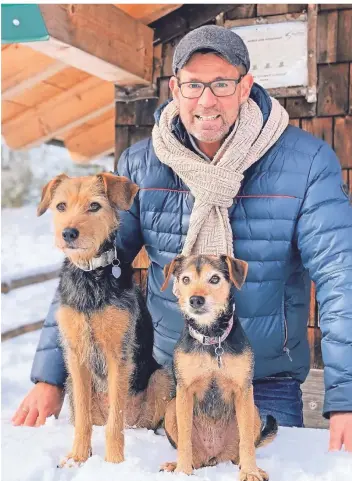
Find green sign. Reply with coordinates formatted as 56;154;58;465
1;4;49;44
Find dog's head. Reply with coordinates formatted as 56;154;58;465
37;173;138;264
161;254;248;326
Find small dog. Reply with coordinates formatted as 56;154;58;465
38;173;173;466
160;254;277;480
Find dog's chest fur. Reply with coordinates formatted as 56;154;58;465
57;259;139;391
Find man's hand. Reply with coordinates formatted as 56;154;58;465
329;412;352;452
12;382;64;427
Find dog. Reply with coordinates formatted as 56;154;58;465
159;254;277;480
37;172;173;466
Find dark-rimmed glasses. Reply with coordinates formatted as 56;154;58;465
177;77;244;99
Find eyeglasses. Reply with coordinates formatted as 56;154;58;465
177;77;243;99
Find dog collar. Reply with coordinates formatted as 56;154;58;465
188;315;234;346
188;315;233;369
71;248;118;272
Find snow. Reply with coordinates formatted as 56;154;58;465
1;205;64;280
2;331;352;481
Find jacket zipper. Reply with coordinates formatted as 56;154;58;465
283;318;292;362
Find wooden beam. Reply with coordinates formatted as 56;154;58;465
24;4;154;85
1;44;66;99
64;108;115;162
115;4;182;24
2;77;115;150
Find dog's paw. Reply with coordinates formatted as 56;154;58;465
58;449;92;468
105;453;124;464
160;461;177;472
175;464;193;475
239;467;269;481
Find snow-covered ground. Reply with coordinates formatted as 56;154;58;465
1;199;352;481
2;329;352;481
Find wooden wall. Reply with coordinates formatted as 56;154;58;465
116;4;352;369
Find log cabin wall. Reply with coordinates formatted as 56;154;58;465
115;4;352;368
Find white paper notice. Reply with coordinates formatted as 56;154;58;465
231;21;308;89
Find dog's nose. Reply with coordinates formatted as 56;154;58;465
62;228;79;242
189;296;205;308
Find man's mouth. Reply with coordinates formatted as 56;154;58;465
195;114;220;121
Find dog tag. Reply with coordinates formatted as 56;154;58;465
112;265;121;279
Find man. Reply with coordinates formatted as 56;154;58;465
13;26;352;451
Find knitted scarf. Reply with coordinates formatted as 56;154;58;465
152;98;289;257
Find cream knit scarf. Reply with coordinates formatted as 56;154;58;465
152;98;289;257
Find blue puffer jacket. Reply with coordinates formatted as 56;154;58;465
31;84;352;417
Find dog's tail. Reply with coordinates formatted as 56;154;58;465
255;415;278;448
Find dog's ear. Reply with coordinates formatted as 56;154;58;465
37;174;68;216
160;255;184;292
98;173;139;211
223;255;248;290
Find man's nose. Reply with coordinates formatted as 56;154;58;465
198;86;217;108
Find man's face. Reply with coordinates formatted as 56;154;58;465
169;53;253;146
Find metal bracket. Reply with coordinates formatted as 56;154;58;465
1;4;49;44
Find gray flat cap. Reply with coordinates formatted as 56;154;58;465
172;25;250;75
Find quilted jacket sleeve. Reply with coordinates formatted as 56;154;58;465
30;148;144;386
115;149;144;262
296;143;352;417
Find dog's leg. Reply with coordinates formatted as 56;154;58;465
174;386;194;474
234;386;268;481
60;351;92;467
105;354;129;463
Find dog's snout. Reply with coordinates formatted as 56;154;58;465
62;227;79;242
189;296;205;308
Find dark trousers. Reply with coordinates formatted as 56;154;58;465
253;376;304;427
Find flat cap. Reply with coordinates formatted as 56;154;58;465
172;25;250;75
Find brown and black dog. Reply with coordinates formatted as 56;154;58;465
38;173;173;467
160;254;277;480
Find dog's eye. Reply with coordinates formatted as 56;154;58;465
182;276;190;285
209;275;220;284
88;202;102;212
56;202;66;212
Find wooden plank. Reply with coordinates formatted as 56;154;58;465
301;368;329;429
334;116;352;167
162;40;179;77
307;4;318;103
301;118;333;146
153;4;235;44
114;126;130;170
350;64;352;115
25;4;154;85
129;126;153;146
2;77;115;150
1;268;60;294
225;12;307;28
225;4;256;20
320;4;352;11
317;11;338;63
1;100;26;123
337;10;352;61
308;283;316;327
2;320;44;342
158;77;171;106
1;44;67;100
289;119;300;127
286;97;316;118
64;108;115;162
115;4;182;25
257;4;306;16
317;64;349;116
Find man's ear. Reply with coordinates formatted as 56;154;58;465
222;255;248;290
239;73;254;104
37;174;68;216
98;173;139;211
160;255;184;292
169;76;180;105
